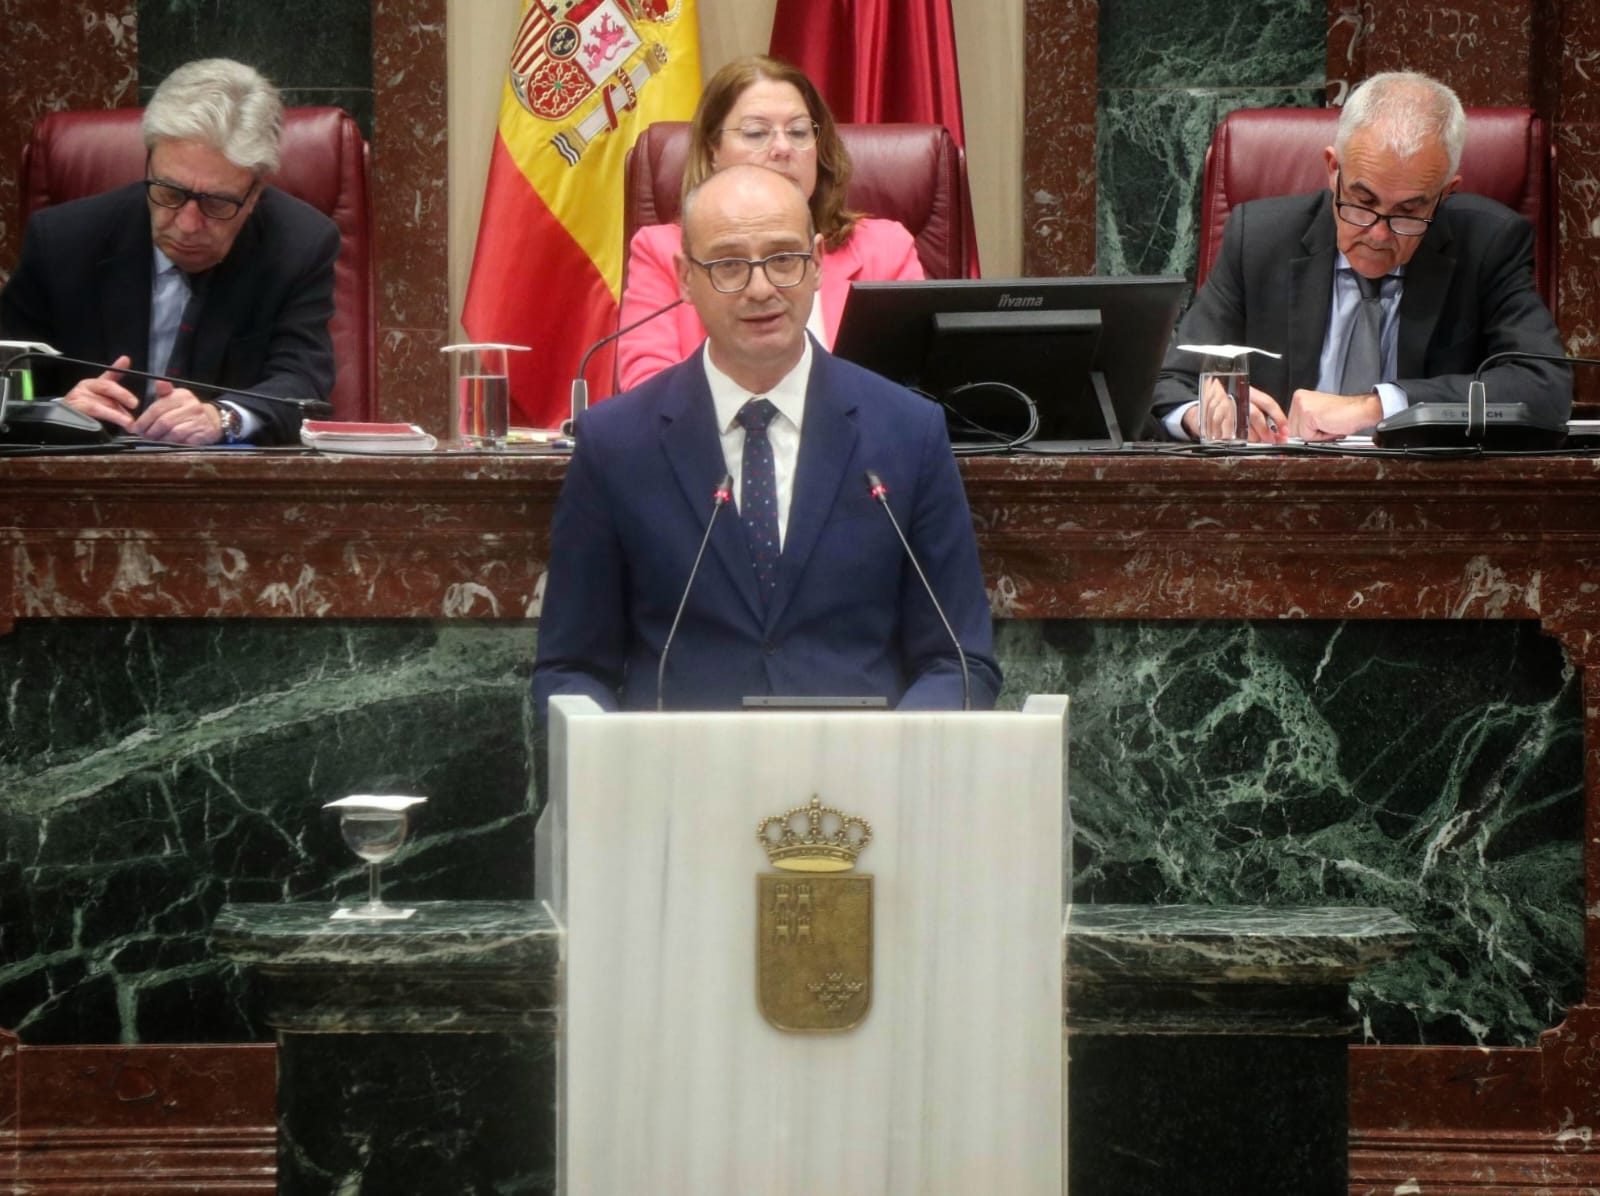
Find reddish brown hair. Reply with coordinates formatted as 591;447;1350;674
682;55;859;251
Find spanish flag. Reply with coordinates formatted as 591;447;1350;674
464;0;701;428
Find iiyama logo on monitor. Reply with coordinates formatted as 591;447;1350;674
996;293;1044;309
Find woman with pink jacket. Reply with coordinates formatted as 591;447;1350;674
616;54;925;391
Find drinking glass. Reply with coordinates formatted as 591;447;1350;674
324;795;427;920
1198;355;1251;444
441;343;527;448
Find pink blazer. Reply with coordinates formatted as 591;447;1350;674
615;217;925;392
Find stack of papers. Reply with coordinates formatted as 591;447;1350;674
300;420;438;453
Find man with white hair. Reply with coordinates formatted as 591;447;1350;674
0;58;338;445
1152;70;1570;442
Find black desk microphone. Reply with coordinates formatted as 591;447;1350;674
566;298;685;436
864;469;972;711
657;473;735;711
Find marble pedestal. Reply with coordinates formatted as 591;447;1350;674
1066;905;1415;1196
214;900;559;1196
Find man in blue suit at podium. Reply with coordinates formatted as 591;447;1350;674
532;163;1000;714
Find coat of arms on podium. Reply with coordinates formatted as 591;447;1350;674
756;795;873;1033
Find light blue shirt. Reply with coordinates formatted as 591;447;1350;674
146;247;257;438
1164;251;1411;438
1316;253;1408;418
147;249;188;390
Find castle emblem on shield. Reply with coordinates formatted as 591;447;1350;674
508;0;685;166
756;795;874;1033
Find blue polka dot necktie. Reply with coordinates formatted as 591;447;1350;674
737;398;781;605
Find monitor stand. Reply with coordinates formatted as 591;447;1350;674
1025;371;1123;453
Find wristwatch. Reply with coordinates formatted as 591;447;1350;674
210;401;244;444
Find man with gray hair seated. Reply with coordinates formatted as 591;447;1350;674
1151;70;1571;442
0;58;338;445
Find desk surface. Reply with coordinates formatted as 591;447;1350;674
6;448;1600;625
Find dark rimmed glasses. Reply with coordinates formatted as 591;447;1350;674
143;176;257;221
689;251;814;294
1333;168;1442;237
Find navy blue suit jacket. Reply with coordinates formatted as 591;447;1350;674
0;182;338;444
532;343;1001;714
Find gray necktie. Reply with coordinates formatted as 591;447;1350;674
1339;271;1386;396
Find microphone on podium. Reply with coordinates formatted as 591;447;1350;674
0;341;330;446
864;469;972;712
657;472;735;712
566;298;685;436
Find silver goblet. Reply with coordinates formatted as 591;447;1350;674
324;795;427;920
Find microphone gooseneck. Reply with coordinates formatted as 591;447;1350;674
0;345;329;414
1469;350;1600;440
657;472;735;712
568;297;687;436
864;469;972;712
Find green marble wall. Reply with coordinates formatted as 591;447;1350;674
999;619;1584;1047
137;0;374;135
0;617;1580;1049
0;620;536;1044
1097;0;1325;276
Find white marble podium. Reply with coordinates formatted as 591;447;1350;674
537;695;1069;1196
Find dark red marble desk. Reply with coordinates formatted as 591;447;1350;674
2;448;1598;1190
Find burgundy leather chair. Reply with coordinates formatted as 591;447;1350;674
1197;106;1557;320
623;121;975;280
18;106;377;419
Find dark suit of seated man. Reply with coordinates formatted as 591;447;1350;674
1151;70;1571;443
532;163;1001;714
0;57;337;446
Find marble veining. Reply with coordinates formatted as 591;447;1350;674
1023;0;1099;276
1098;85;1324;279
1096;0;1323;278
215;900;557;969
372;0;449;429
1068;903;1416;982
0;0;138;288
0;619;537;1045
995;618;1583;1048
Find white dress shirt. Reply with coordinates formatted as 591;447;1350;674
701;336;814;551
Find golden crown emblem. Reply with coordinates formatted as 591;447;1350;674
757;795;872;873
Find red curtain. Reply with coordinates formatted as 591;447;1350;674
770;0;978;274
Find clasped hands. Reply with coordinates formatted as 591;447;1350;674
62;354;226;445
1184;379;1383;443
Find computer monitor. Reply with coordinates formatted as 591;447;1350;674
833;276;1188;450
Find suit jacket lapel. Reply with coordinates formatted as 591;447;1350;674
657;360;766;624
1395;216;1455;379
188;209;265;383
1287;193;1337;395
768;345;857;631
99;195;154;372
